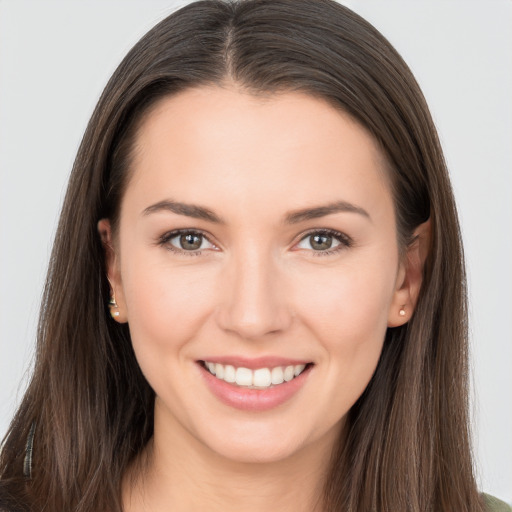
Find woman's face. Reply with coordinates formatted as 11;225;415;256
103;86;413;463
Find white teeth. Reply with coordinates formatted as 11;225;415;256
215;363;224;379
253;368;271;387
283;365;294;382
224;364;236;383
294;364;306;376
271;366;284;385
204;361;308;389
235;367;253;386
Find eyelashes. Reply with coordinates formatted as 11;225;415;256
157;228;353;258
294;228;352;255
158;229;218;256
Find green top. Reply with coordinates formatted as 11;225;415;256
483;493;512;512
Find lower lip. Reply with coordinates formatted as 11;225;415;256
198;362;312;411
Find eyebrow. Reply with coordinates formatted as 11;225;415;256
142;199;371;224
143;200;225;224
284;201;371;224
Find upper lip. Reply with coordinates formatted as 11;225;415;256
199;356;312;369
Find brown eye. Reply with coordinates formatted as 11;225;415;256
179;233;203;250
161;230;216;254
295;229;351;255
310;233;334;251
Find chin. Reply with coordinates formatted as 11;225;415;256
206;435;305;465
189;414;330;466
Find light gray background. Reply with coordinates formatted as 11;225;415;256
0;0;511;502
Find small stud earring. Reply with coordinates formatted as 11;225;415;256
109;294;120;318
107;278;121;319
399;306;406;317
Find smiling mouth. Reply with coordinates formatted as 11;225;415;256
200;361;312;390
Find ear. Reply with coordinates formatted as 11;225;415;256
98;219;128;323
387;219;431;327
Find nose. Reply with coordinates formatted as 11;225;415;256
216;245;294;340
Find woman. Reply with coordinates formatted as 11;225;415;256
0;0;509;510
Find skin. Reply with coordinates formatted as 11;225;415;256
98;85;428;512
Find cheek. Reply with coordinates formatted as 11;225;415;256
120;253;216;365
297;257;395;338
294;254;396;394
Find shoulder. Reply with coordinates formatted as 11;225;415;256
482;493;512;512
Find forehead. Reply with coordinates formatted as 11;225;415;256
123;85;392;223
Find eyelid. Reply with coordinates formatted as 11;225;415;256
158;228;219;256
292;228;353;256
157;227;353;257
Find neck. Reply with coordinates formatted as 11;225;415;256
123;408;342;512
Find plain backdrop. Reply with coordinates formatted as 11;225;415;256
0;0;511;503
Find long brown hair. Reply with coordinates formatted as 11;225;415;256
0;1;484;510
